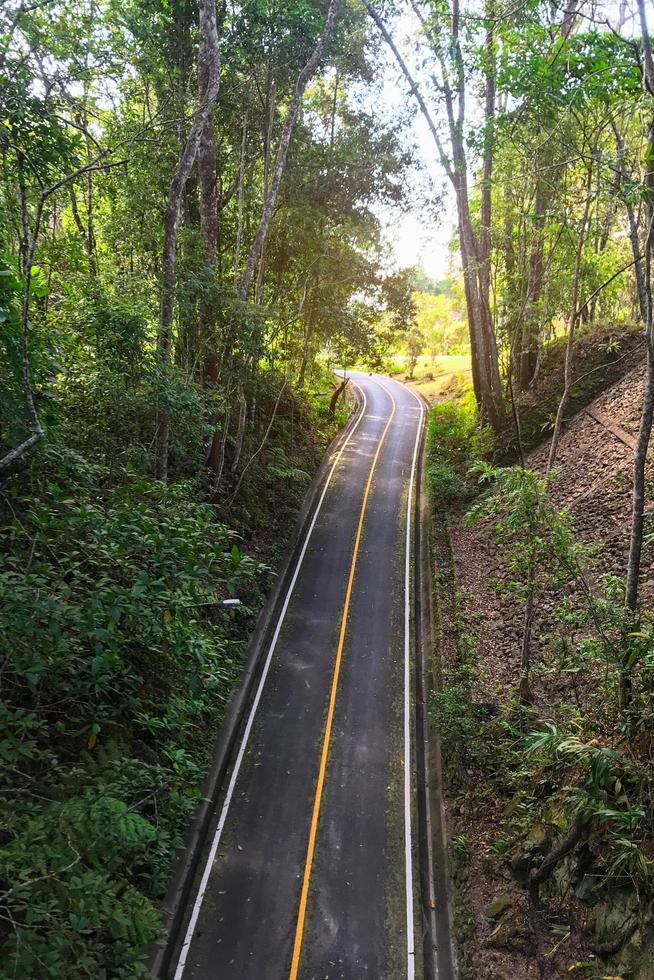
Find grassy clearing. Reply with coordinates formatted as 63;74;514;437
387;354;473;405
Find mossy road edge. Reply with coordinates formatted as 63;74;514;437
413;384;458;980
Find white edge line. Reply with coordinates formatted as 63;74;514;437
385;375;424;980
173;381;368;980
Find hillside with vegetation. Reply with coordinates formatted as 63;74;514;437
3;0;654;976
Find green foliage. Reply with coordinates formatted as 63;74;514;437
427;396;489;471
425;396;490;508
426;462;471;504
466;464;589;589
451;833;472;865
522;720;653;890
0;446;270;975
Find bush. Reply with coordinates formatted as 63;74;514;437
0;450;266;976
425;395;490;507
426;461;471;504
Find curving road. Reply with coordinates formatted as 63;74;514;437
170;373;426;980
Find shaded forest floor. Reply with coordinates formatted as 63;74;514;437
432;326;654;978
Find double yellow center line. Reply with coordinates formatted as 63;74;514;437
289;383;397;980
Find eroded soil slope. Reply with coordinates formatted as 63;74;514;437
439;359;654;978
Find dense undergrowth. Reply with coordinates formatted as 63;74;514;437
0;355;343;978
426;359;654;975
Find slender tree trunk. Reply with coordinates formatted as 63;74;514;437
229;381;288;502
0;197;46;473
233;115;248;288
207;402;230;484
365;0;504;431
238;0;341;300
517;0;577;386
533;245;552;382
330;70;339;147
520;179;548;388
70;185;98;283
197;37;225;476
231;384;248;471
478;1;494;306
155;0;221;481
588;195;615;323
297;321;312;388
476;0;505;427
329;377;348;417
627;333;654;609
198;84;218;268
85;170;97;282
547;165;594;471
458;198;504;429
625;0;654;613
16;152;30;275
613;120;648;324
255;71;276;305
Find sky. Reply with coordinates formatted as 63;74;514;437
380;184;457;282
372;14;458;282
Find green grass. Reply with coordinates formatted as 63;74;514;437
388;353;473;405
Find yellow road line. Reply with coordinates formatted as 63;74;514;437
288;381;397;980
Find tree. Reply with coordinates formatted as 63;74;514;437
364;0;505;431
238;0;342;300
625;0;654;616
154;0;221;481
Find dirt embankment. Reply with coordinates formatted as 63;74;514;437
505;322;645;456
437;356;654;978
467;361;652;687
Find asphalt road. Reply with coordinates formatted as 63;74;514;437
171;373;425;980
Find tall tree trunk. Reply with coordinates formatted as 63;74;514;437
613;120;649;324
198;104;219;372
330;70;339;147
238;0;341;300
329;377;348;416
16;152;30;275
154;0;221;482
85;171;97;282
547;163;594;471
69;185;97;282
197;33;224;476
518;2;577;387
229;381;288;503
255;70;276;305
207;402;230;483
533;242;553;382
520;178;548;388
231;384;248;471
475;0;504;428
297;318;313;388
478;0;494;306
625;0;654;614
233;115;248;287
